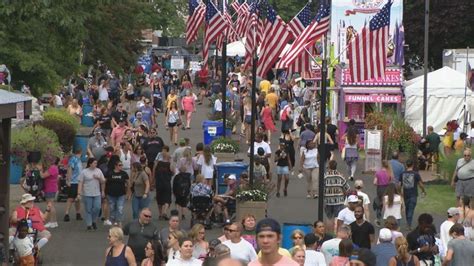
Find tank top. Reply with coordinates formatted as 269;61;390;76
14;206;45;232
395;255;415;266
105;245;129;266
120;150;131;171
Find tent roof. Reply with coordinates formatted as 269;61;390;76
404;66;469;97
218;38;290;57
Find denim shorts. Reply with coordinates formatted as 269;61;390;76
44;192;56;200
276;166;289;175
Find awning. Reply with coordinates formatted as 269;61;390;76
342;87;402;94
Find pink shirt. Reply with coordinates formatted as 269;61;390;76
375;169;391;186
249;255;299;266
181;96;195;112
43;165;59;193
111;126;127;146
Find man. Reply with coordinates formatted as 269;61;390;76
303;233;326;266
110;117;128;148
166;237;202;266
214;92;223;118
297;101;311;130
9;194;51;251
248;133;272;157
326;117;338;151
159;210;181;249
401;159;426;230
213;174;238;223
109;72;121;104
425;125;440;158
320;225;351;264
280;102;294;132
123;208;159;264
324;160;350;232
442;223;474;266
248;218;298;266
350;205;375;249
299;124;316;154
142;128;164;170
223;223;258;263
87;128;107;159
389;152;405;184
131;111;148;129
259;79;271;95
64;148;83;222
139;98;156;127
372;228;397;266
352;179;371;221
111;103;128;128
439;207;460;258
407;213;439;266
452;148;474;207
336;195;359;229
265;88;279;119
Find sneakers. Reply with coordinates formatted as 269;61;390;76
276;192;280;198
86;226;93;231
76;213;83;221
284;190;288;197
44;222;58;228
63;214;70;222
103;219;112;226
92;222;97;230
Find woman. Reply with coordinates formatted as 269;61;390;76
96;106;112;138
165;89;178;113
132;145;145;164
130;162;150;220
291;246;306;266
67;99;83;123
330;239;353;266
167;237;202;266
78;158;105;231
105;159;130;227
189;224;209;260
459;196;474;240
98;80;109;106
173;166;192;220
181;89;196;130
167;230;185;262
383;216;404;243
197;146;217;187
300;140;319;199
153;146;173;220
140;156;153;191
119;141;133;177
288;230;305;254
275;142;292;198
313;220;332;251
260;102;276;144
374;160;393;226
241;214;257;250
343;128;359;181
41;159;59;229
180;76;193;96
314;124;335;163
176;148;194;176
388;236;420;266
280;130;296;169
141;240;165;266
383;183;403;224
165;101;181;146
105;227;137;266
243;96;253;144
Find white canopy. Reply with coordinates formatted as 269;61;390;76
218;38;291;57
404;66;472;134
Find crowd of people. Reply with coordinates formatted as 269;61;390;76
5;55;474;266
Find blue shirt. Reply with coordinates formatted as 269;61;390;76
372;242;397;266
68;155;82;184
390;159;405;183
139;106;154;126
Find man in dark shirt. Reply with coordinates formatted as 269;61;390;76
111;104;128;127
401;159;426;229
407;213;439;265
123;208;159;264
326;117;338;149
425;126;440;154
349;205;375;249
142;128;164;170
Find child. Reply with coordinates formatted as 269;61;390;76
12;219;35;266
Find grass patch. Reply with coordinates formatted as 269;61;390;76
416;184;456;215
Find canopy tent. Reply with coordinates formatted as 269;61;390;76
217;38;291;57
404;66;472;134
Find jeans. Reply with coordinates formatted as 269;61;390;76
132;194;151;219
108;195;126;223
404;195;417;227
83;196;101;226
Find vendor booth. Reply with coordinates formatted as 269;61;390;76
335;66;403;149
404;66;472;134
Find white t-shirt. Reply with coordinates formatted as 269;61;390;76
166;257;202;266
98;86;109;101
197;154;217;179
440;220;455;257
383;194;402;219
302;148;319;169
13;236;34;257
54;95;63;107
337;207;356;225
321;238;341;264
223;239;258;263
304;250;327;266
214;99;222;112
248;141;272;156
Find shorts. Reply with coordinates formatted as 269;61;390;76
44;192;57;200
199;82;208;89
168;122;177;128
456;178;474;198
67;184;79;199
324;204;344;219
276;166;289;175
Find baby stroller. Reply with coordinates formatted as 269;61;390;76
56;165;68;202
22;169;43;202
189;196;213;229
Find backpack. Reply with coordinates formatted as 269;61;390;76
280;106;290;121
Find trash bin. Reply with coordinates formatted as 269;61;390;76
202;120;232;145
81;103;95;127
74;134;89;162
9;157;23;184
282;223;313;249
215;162;249;194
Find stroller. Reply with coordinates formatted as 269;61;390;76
22;169;43;202
189;196;213;229
56;165;69;202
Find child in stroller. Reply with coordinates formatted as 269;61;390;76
56;163;69;202
21;163;43;202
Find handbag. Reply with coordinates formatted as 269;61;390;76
176;118;182;127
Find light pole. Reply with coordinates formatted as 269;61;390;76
422;0;429;137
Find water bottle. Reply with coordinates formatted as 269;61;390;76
27;219;33;233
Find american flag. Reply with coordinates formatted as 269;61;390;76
235;2;249;38
276;4;330;70
230;0;240;14
348;1;392;82
244;1;258;69
215;1;239;50
186;0;205;45
257;3;292;78
202;1;229;70
286;4;313;76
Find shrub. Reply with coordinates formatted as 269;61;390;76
39;119;76;153
210;137;240;153
43;108;80;131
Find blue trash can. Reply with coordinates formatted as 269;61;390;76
81;104;95;127
202;120;224;145
215;162;249;194
74;134;89;162
9;157;24;184
282;223;313;249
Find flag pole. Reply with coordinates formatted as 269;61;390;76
221;0;228;137
249;0;258;186
422;0;429;137
464;47;470;132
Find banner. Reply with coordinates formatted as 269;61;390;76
330;0;403;64
170;56;185;70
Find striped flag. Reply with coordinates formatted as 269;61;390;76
257;3;293;78
276;4;330;70
244;1;258;69
202;1;229;70
230;0;240;13
186;0;206;45
286;4;313;76
348;1;392;82
235;2;249;38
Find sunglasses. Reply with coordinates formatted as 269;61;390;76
293;236;303;240
143;214;152;218
224;228;238;233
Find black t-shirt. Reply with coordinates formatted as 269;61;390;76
105;170;129;196
143;137;164;161
350;220;375;249
173;173;191;198
97;114;112;130
275;149;290;167
112;110;128;123
327;124;338;144
407;228;436;262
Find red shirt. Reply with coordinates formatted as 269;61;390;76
198;69;209;83
13;206;45;232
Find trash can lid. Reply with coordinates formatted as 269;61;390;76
216;162;249;167
202;120;223;127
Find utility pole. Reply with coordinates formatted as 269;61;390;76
221;0;227;137
422;0;429;136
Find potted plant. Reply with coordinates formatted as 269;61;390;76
210;137;240;162
40;108;80;152
11;125;63;167
235;181;272;222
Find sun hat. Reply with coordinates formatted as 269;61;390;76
20;193;36;204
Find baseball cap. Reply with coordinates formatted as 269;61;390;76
225;174;236;180
256;218;281;234
179;138;186;145
378;228;392;242
118;117;125;123
447;207;460;217
347;195;359;203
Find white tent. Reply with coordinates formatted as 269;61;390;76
404;66;471;134
218;38;291;57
